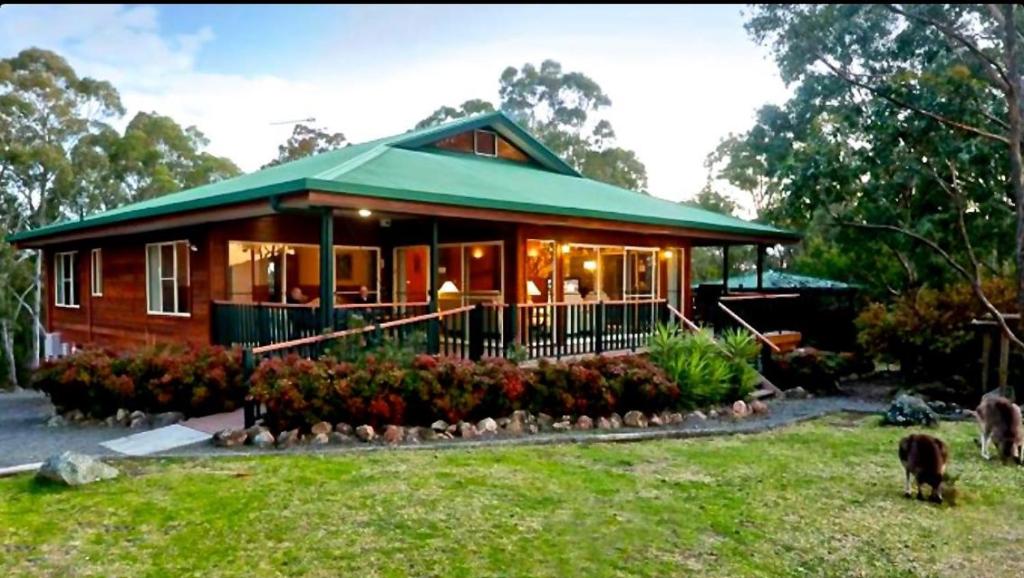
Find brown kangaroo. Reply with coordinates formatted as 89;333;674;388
898;434;949;503
976;395;1023;465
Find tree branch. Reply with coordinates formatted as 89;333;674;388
887;4;1011;91
816;55;1010;144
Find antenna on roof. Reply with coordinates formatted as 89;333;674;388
269;117;316;126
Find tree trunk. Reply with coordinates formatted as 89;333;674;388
1;318;18;390
1003;6;1024;331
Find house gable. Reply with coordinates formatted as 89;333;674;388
430;128;533;164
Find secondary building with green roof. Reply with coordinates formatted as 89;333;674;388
9;111;799;355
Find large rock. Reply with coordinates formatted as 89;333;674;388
151;412;185;428
355;425;376;442
64;409;85;423
251;430;276;448
505;418;525;436
732;400;750;418
36;452;119;486
537;413;554;432
213;428;247;447
45;415;67;428
783;386;810;400
308;432;330;445
383;425;405;445
335;422;354;436
115;408;131;425
688;410;707;422
129;410;146;422
667;412;684;425
750;400;769;415
609;413;624;429
575;415;594;430
883;394;939;427
276;429;300;448
623;411;647;428
329;432;352;444
511;410;534;425
311;421;332;436
596;416;613;430
458;421;478;439
129;416;148;429
430;420;450;433
477;417;498;435
648;414;664;427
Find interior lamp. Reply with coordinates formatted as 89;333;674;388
583;260;597;272
438;280;460;295
526;280;542;297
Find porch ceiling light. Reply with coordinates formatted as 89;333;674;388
662;249;673;259
527;280;542;296
358;209;372;218
583;260;597;272
561;243;571;254
438;280;460;294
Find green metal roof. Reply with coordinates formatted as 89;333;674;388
8;111;799;244
695;270;856;290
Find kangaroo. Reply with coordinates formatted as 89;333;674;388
898;434;949;503
976;395;1023;465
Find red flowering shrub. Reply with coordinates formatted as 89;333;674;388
250;352;680;433
32;344;245;418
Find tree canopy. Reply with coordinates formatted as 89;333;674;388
263;123;347;168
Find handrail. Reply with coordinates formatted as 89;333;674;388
717;302;781;353
666;304;702;333
516;298;666;309
212;299;429;309
719;293;799;302
251;304;476;355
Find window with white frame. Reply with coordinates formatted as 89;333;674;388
146;241;190;315
55;251;79;308
90;249;103;296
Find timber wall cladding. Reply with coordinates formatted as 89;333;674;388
432;130;532;163
49;226;212;348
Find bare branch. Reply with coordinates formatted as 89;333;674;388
816;55;1010;144
887;4;1011;91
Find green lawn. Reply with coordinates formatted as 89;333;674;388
3;415;1024;577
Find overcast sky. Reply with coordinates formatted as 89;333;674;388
0;4;789;206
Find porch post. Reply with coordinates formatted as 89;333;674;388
427;218;439;353
756;244;765;291
721;245;730;294
319;209;334;331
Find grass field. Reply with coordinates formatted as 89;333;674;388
2;414;1023;577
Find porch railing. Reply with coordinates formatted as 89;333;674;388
515;298;667;360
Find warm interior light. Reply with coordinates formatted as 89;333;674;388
358;209;372;218
583;260;597;272
471;247;484;259
527;280;542;297
438;280;460;294
561;243;571;253
662;249;673;259
526;248;538;258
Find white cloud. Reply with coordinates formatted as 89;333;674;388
0;4;787;207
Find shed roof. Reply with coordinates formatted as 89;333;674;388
8;111;799;244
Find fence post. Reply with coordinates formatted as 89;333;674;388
595;302;605;355
468;306;484;361
242;348;256;429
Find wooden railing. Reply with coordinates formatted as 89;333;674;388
515;298;667;360
717;302;782;353
212;300;430;348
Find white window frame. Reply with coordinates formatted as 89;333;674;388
473;129;498;157
54;251;79;309
146;240;191;317
561;242;659;302
90;248;103;297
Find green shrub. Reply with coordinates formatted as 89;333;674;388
32;344;245;418
855;277;1016;381
648;323;760;406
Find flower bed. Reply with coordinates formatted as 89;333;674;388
32;344;246;418
250;352;698;434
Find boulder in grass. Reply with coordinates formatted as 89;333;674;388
732;400;750;418
430;420;449;433
329;432;353;444
37;452;118;486
335;423;354;436
537;413;554;431
596;416;612;430
383;425;404;445
477;417;498;436
276;429;300;448
783;386;810;400
213;428;247;447
308;432;330;446
251;431;276;448
750;400;769;415
688;411;707;422
575;416;594;430
648;414;664;427
668;412;684;425
311;421;332;436
459;421;478;439
883;394;939;427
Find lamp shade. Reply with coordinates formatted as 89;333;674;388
526;280;542;297
438;280;460;295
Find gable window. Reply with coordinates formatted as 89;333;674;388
90;249;103;297
146;241;190;315
55;251;79;308
473;129;497;157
